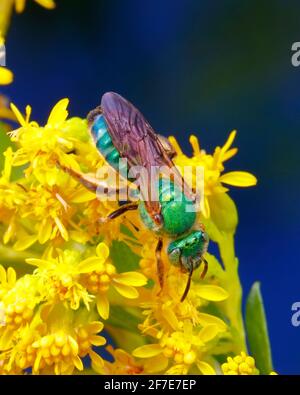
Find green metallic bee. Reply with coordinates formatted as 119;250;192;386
60;92;208;301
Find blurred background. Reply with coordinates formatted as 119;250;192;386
1;0;300;374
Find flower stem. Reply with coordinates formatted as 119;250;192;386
219;233;247;353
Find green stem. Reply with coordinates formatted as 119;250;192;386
0;243;39;275
219;233;247;353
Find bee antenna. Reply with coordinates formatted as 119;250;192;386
180;267;193;302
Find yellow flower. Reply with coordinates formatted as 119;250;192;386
0;66;13;85
0;1;55;36
81;242;147;320
26;245;113;310
169;131;257;220
10;99;83;168
31;306;105;375
0;273;40;350
14;0;56;13
0;94;266;375
139;273;228;334
133;320;220;374
16;180;94;247
1;99;140;251
0;35;13;85
96;345;144;375
221;352;259;375
222;352;278;375
0;303;105;375
0;323;37;374
0;265;16;300
82;198;138;245
32;322;105;375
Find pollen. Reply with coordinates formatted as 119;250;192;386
32;331;82;374
221;352;259;375
161;336;196;366
82;262;115;294
4;300;34;330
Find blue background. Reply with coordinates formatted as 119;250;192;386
2;0;300;374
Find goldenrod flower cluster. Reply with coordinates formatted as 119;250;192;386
0;96;259;375
0;0;275;376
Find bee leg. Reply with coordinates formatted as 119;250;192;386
181;265;194;302
57;162;129;198
155;237;164;292
100;202;139;223
200;258;208;279
56;162;101;192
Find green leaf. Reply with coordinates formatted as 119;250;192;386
106;305;141;332
245;282;273;374
110;240;140;272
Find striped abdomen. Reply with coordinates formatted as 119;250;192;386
90;114;122;172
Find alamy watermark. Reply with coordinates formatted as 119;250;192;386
291;42;300;67
291;302;300;327
93;159;205;213
0;43;6;67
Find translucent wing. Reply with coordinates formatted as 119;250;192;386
88;92;194;223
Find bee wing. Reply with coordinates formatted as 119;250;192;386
99;92;195;208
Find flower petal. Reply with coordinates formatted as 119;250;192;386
132;344;162;358
10;103;26;126
86;321;104;334
219;171;257;187
168;136;183;155
26;258;51;267
7;267;16;286
197;361;216;375
90;349;104;367
223;147;238;162
38;220;52;244
76;257;105;274
90;335;106;346
47;98;69;125
53;216;69;241
70;188;95;203
0;67;13;85
96;242;110;260
33;351;42;373
196;285;229;301
202;196;210;218
197;313;227;331
143;355;169;373
73;355;83;371
0;265;7;284
68;336;79;355
96;294;110;320
114;272;147;287
35;0;56;10
13;235;37;251
162;305;179;331
113;283;139;299
189;135;201;155
221;130;237;153
199;324;220;342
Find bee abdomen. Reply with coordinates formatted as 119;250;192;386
90;114;121;171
